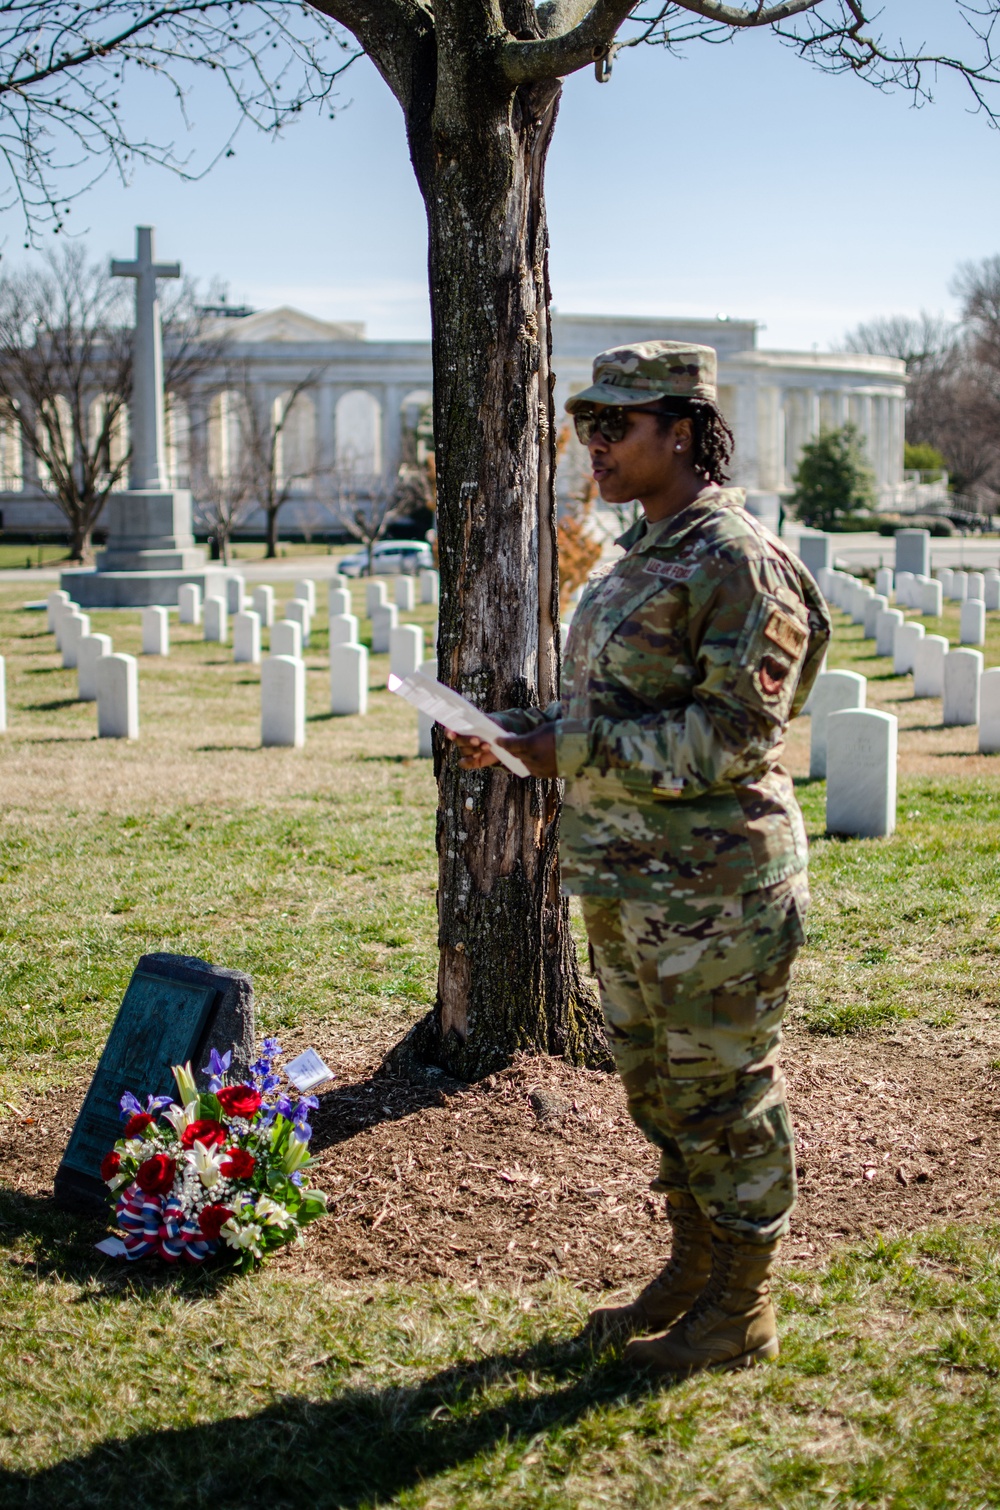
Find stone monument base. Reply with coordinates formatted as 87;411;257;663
60;565;236;608
96;545;207;573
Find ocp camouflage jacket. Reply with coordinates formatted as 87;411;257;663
497;486;831;900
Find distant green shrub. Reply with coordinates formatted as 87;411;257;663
904;441;947;477
791;425;877;530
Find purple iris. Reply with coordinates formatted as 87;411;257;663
202;1048;232;1093
292;1095;318;1143
119;1091;143;1122
249;1041;282;1091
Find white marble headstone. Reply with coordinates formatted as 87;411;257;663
826;709;897;838
942;648;983;727
979;668;1000;754
808;670;867;780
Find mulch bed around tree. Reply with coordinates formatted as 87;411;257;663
3;1008;999;1288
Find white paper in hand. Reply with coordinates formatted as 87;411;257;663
285;1048;334;1093
387;668;531;777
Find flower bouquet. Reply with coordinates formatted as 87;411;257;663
100;1039;328;1268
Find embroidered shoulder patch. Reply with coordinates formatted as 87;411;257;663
763;608;807;657
645;558;698;583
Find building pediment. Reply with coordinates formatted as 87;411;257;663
218;306;365;344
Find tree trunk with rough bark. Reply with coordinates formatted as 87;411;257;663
385;8;609;1082
68;519;93;563
265;504;280;558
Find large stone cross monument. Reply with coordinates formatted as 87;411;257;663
111;226;180;492
62;225;229;607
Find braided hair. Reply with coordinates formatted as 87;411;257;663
655;399;735;484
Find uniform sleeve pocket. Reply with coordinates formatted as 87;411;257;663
732;596;810;726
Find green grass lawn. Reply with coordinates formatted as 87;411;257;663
2;1217;1000;1507
2;582;1000;1505
0;542;73;571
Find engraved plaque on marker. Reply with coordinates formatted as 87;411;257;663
54;953;254;1214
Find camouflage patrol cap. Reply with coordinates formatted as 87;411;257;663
565;340;718;412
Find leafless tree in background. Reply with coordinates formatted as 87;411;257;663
219;361;330;559
0;244;227;560
845;263;1000;504
0;244;131;560
327;462;409;576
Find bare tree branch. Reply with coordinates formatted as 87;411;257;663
502;0;639;82
652;0;827;25
305;0;432;110
625;2;1000;126
535;0;598;38
0;2;360;240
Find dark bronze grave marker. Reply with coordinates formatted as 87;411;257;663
54;953;254;1213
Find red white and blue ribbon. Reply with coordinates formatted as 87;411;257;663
115;1185;217;1263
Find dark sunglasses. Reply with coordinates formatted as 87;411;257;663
573;405;682;445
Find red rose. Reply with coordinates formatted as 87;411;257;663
180;1118;227;1150
135;1154;176;1196
220;1147;256;1179
100;1150;121;1183
198;1204;234;1240
124;1112;154;1138
216;1085;262;1120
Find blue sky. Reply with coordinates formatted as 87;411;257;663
20;1;1000;351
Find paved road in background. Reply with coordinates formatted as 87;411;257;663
6;529;1000;597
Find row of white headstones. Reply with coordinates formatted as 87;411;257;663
29;568;441;750
806;563;1000;839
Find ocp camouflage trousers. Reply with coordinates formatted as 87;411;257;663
581;873;809;1244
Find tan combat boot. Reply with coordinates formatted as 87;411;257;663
583;1193;712;1346
623;1225;780;1377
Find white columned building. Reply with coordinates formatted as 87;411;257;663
0;305;907;538
550;315;907;518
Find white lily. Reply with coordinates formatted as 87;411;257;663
184;1139;227;1189
254;1195;293;1228
220;1217;264;1258
171;1061;198;1105
162;1098;200;1137
280;1137;311;1176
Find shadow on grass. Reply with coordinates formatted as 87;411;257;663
0;1187;241;1300
195;744;262;753
28;697;81;711
22;734;96;744
0;1328;655;1507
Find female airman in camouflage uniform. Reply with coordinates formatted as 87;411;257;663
452;341;830;1378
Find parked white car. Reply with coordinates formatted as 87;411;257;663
339;540;433;577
